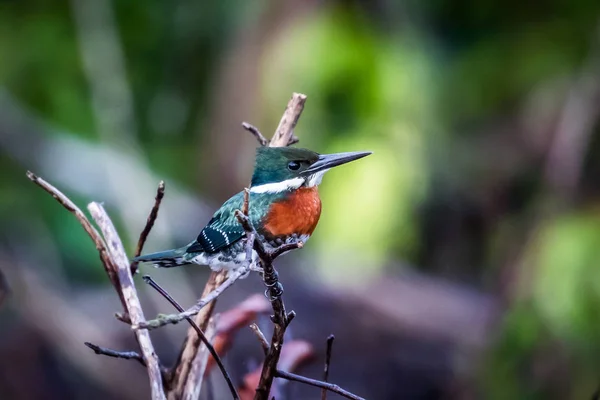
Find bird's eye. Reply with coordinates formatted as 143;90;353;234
287;161;300;171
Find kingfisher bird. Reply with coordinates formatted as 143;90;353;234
133;147;371;272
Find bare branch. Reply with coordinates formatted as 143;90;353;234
234;217;289;400
142;275;240;400
84;342;146;367
242;122;269;147
167;270;226;396
242;187;250;216
247;328;362;400
87;202;165;400
27;171;130;322
275;371;365;400
131;181;165;274
321;335;335;400
135;268;249;329
270;93;307;147
270;242;304;260
84;342;171;384
249;323;270;355
186;318;218;399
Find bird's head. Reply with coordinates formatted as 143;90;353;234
250;147;371;193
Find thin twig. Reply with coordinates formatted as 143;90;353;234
84;342;171;383
270;242;304;259
242;187;250;216
88;203;165;400
275;371;365;400
27;171;130;322
169;271;227;395
270;93;307;147
247;326;362;400
321;335;335;400
249;323;270;355
242;122;269;147
84;342;146;366
187;317;218;399
135;268;248;329
131;181;165;274
142;275;240;400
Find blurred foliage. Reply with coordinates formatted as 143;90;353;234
261;8;433;280
2;0;600;398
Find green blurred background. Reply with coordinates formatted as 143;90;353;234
2;0;600;399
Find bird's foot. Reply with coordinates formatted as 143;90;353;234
262;267;283;300
248;261;263;273
264;282;284;301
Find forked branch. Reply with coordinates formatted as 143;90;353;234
248;323;363;400
28;172;165;399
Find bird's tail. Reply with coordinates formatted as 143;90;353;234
132;247;190;268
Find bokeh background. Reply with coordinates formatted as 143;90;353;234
2;1;600;399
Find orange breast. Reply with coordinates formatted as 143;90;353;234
263;187;322;237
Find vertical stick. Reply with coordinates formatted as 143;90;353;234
88;202;165;400
321;335;335;400
170;93;307;399
253;93;307;400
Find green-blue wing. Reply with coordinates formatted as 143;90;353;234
186;191;275;254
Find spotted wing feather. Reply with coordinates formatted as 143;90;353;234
189;219;245;254
186;191;270;254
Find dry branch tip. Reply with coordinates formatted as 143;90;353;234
242;122;269;147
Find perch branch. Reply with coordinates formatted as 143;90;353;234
87;202;165;400
131;180;165;274
135;194;298;329
142;275;240;400
234;200;301;400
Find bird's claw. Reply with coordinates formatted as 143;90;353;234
264;282;284;301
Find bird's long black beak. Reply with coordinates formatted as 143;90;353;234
302;151;372;175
